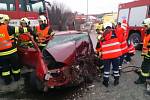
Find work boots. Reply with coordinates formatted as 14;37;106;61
3;76;12;85
134;75;146;84
103;80;109;87
114;77;119;86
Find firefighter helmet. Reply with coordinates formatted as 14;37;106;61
3;14;10;21
38;15;47;24
0;14;5;23
20;17;30;26
103;22;112;29
142;18;150;28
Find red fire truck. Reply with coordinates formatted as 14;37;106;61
0;0;49;26
117;0;150;48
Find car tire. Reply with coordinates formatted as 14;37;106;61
128;33;141;50
82;63;93;84
71;65;84;86
30;71;46;92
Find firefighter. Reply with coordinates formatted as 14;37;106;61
135;18;150;84
95;34;104;73
0;14;21;85
97;22;122;87
115;22;129;73
35;15;55;50
95;21;104;34
16;17;34;48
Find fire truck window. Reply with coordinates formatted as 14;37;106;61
19;0;27;11
0;0;16;11
31;1;44;13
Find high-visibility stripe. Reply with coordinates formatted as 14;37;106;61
104;72;110;74
145;54;150;58
2;71;10;76
129;50;135;54
121;46;128;51
23;27;28;33
141;71;150;77
102;42;120;48
38;43;46;46
15;27;19;33
101;38;122;59
114;74;120;77
12;69;20;74
0;48;17;56
121;40;128;54
113;71;119;74
103;75;109;77
0;40;12;50
103;49;122;54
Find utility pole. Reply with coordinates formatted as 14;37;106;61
86;0;88;22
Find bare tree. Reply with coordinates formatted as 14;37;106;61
48;1;74;31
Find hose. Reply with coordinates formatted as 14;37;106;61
121;65;139;73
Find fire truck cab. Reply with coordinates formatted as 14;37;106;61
117;0;150;48
0;0;48;26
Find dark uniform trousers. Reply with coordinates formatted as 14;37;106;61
141;55;150;78
103;58;120;82
0;52;20;84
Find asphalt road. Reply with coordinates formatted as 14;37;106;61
0;32;149;100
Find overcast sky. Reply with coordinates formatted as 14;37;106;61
47;0;134;14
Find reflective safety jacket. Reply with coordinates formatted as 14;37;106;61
115;26;128;54
142;34;150;57
0;25;17;56
0;25;12;50
36;26;49;43
128;42;135;54
15;27;28;33
101;31;122;60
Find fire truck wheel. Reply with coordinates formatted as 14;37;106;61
30;71;45;92
128;32;141;50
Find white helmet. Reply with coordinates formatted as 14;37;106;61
142;18;150;28
20;17;30;26
38;15;47;24
3;14;10;21
0;14;10;23
0;14;5;23
103;22;112;29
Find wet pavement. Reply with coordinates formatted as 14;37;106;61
0;32;150;100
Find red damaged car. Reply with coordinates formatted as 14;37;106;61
18;31;98;92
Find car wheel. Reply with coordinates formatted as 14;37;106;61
128;33;141;50
30;71;46;92
82;63;93;84
71;64;84;86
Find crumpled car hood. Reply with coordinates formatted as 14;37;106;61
46;41;76;62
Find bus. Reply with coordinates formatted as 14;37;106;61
0;0;49;26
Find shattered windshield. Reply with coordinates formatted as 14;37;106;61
46;33;89;48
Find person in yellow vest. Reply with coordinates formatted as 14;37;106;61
0;14;21;85
34;15;55;50
96;21;104;34
16;17;34;48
